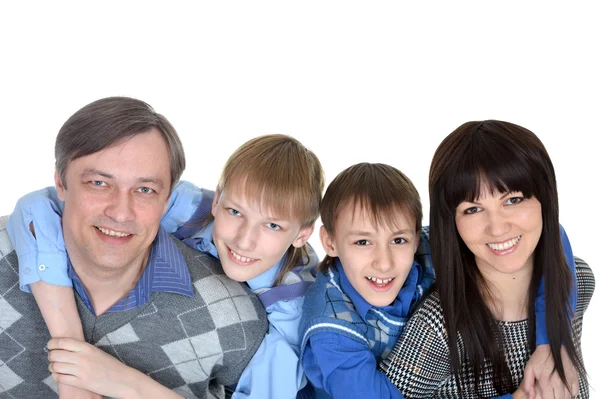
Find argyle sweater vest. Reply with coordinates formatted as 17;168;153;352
0;215;268;399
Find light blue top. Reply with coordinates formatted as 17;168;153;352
7;180;313;399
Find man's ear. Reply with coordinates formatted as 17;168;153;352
211;187;220;218
319;225;338;257
54;169;66;202
291;225;315;248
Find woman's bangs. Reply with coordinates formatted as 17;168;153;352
448;152;536;208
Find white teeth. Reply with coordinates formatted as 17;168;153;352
230;249;256;263
366;276;394;285
487;235;521;251
97;226;131;237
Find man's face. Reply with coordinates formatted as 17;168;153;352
56;129;171;275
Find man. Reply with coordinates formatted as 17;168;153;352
0;97;267;398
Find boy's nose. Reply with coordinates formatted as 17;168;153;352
372;246;393;273
234;223;257;252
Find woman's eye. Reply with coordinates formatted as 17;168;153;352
506;196;524;205
464;206;481;215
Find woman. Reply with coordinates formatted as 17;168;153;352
381;120;593;398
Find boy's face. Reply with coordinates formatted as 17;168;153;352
320;203;419;307
211;188;314;282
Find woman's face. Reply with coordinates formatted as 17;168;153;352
455;187;543;279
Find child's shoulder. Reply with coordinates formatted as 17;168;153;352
303;268;361;321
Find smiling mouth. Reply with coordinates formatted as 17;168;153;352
229;248;258;263
96;226;131;237
365;276;395;287
487;235;522;251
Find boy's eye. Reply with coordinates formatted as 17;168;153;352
463;206;482;215
355;239;370;246
505;196;524;205
266;222;281;231
228;208;241;216
392;237;407;244
138;187;155;194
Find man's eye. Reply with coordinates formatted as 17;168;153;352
92;180;106;187
138;187;155;194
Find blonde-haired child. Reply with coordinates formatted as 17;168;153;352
8;133;324;398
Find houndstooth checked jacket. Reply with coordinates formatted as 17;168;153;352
381;257;594;398
0;215;268;398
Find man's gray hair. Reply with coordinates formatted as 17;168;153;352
55;96;185;192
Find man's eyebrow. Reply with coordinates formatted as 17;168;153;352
138;177;165;188
82;168;113;179
81;169;165;188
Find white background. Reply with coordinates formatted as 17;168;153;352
1;1;598;394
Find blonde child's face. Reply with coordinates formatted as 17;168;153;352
211;188;314;282
320;203;419;307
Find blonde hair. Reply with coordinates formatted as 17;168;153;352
214;134;324;284
318;162;422;272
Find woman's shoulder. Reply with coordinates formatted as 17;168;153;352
406;289;446;331
575;256;595;314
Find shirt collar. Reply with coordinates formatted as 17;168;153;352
335;257;422;320
188;221;219;259
69;226;194;315
247;256;285;291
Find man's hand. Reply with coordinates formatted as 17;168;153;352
58;383;103;399
522;344;579;399
48;337;138;399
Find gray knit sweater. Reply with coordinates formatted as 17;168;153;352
0;215;268;398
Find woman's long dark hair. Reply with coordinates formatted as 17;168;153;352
428;120;584;394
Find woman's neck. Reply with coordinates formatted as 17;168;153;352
479;265;533;322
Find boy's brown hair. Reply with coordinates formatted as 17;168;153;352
210;134;324;284
319;162;422;272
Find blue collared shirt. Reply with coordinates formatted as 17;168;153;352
68;226;194;315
